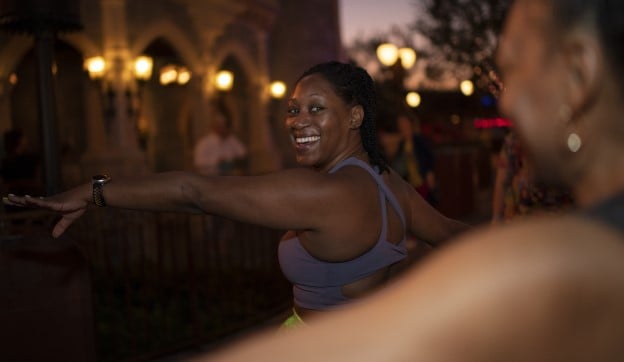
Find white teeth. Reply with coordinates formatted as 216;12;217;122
295;136;320;144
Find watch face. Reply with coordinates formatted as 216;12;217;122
93;174;110;182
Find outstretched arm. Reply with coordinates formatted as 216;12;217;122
4;168;363;238
403;181;470;247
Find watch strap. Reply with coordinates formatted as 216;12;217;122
92;174;110;207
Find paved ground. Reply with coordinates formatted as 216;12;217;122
153;309;291;361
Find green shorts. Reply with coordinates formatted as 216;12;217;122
281;308;306;329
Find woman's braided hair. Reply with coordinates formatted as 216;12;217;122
298;61;389;173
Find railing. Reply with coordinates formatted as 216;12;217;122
0;208;291;362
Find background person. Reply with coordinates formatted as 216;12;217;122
193;101;247;176
5;61;469;327
491;130;574;223
391;113;437;206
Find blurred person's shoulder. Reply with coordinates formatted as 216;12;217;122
439;212;624;320
449;212;624;277
412;214;624;358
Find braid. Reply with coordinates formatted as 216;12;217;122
299;61;389;173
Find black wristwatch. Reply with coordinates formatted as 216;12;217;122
92;174;111;207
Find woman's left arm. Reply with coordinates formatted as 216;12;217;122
405;184;471;247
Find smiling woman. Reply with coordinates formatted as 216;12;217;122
4;61;469;329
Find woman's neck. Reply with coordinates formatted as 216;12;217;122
573;153;624;208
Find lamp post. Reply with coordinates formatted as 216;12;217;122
84;55;154;135
375;43;418;129
0;0;82;195
376;43;416;83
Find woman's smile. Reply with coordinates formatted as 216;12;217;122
293;135;321;152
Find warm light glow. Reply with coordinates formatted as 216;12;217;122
8;73;17;85
134;56;153;81
451;114;461;125
84;56;106;79
405;92;421;108
270;81;287;98
177;67;191;85
215;70;234;91
376;43;399;67
460;80;474;96
160;65;178;85
398;47;416;69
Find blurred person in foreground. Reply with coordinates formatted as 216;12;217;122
185;0;624;360
4;61;468;326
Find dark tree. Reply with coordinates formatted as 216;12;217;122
413;0;511;95
344;0;512;133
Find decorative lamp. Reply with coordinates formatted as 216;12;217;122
270;81;287;99
398;47;416;69
406;91;421;108
134;56;153;81
376;43;399;67
84;56;106;80
177;67;191;85
215;70;234;91
160;65;178;85
460;80;474;96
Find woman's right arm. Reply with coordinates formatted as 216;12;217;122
4;171;201;237
4;168;361;238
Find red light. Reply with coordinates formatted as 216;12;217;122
473;118;513;129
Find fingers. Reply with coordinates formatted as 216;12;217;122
52;220;70;238
3;194;86;238
3;194;58;210
3;194;36;207
52;210;85;238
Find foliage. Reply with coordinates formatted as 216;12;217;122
346;0;511;94
412;0;511;92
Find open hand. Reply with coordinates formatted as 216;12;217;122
3;184;91;238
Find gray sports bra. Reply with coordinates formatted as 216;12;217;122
278;157;408;310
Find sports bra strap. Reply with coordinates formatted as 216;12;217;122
329;157;406;229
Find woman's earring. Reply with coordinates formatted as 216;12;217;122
567;133;582;153
559;104;582;153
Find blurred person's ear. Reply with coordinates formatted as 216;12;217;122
562;31;602;114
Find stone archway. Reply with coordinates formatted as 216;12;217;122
138;37;196;172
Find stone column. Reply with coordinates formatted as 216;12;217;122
269;0;342;167
247;31;281;174
82;0;146;177
0;76;13;133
